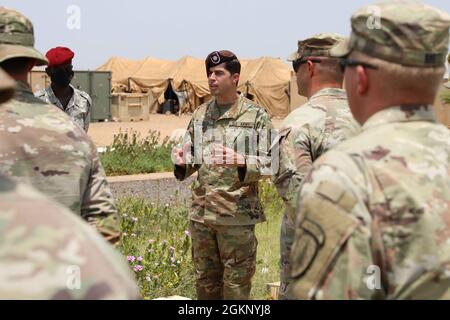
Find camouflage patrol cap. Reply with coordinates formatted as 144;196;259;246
0;7;47;66
331;1;450;67
287;33;345;62
0;66;14;103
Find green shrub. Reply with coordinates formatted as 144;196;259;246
100;130;179;176
117;181;284;300
117;197;196;299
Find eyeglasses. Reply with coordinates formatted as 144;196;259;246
339;58;378;73
292;58;322;73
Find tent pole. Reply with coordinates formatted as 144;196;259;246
183;80;189;116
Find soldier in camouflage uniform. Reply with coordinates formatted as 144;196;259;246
272;33;360;299
0;63;13;104
446;54;450;89
290;1;450;299
0;7;120;243
0;67;139;299
173;50;273;300
35;47;92;132
0;176;139;299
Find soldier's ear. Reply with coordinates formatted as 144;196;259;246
232;73;240;86
356;66;369;95
307;61;315;78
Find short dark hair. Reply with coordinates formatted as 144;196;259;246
0;58;32;75
224;59;241;75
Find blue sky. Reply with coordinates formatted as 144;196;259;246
3;0;450;70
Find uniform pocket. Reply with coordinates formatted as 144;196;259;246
233;225;257;264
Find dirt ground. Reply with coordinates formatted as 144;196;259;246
88;114;284;147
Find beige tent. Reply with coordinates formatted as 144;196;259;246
97;55;303;117
127;56;210;113
97;56;144;92
238;57;292;117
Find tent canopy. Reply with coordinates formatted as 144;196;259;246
97;56;144;92
97;55;295;117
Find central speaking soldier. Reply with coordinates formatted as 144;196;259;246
172;50;273;300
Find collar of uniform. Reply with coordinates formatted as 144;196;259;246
46;84;76;110
309;87;346;102
362;105;436;131
14;80;35;99
14;81;49;104
209;94;244;121
45;84;61;108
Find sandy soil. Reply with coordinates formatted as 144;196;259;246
88;114;284;147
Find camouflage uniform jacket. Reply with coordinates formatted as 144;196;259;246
272;88;360;222
0;174;139;299
0;81;120;241
174;94;273;226
35;84;91;131
290;105;450;300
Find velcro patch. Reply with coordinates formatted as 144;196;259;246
290;192;360;299
316;180;357;211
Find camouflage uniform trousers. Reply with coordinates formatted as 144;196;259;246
279;210;295;300
189;220;258;300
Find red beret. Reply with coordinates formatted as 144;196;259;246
45;47;74;67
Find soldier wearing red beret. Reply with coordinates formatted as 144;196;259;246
35;46;92;131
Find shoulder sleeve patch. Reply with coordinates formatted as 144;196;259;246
290;190;360;299
315;180;357;212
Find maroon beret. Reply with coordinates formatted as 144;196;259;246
205;50;238;72
46;47;74;67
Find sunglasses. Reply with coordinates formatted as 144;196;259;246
339;58;378;73
292;58;322;73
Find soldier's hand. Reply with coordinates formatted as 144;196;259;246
211;144;246;168
172;142;191;167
